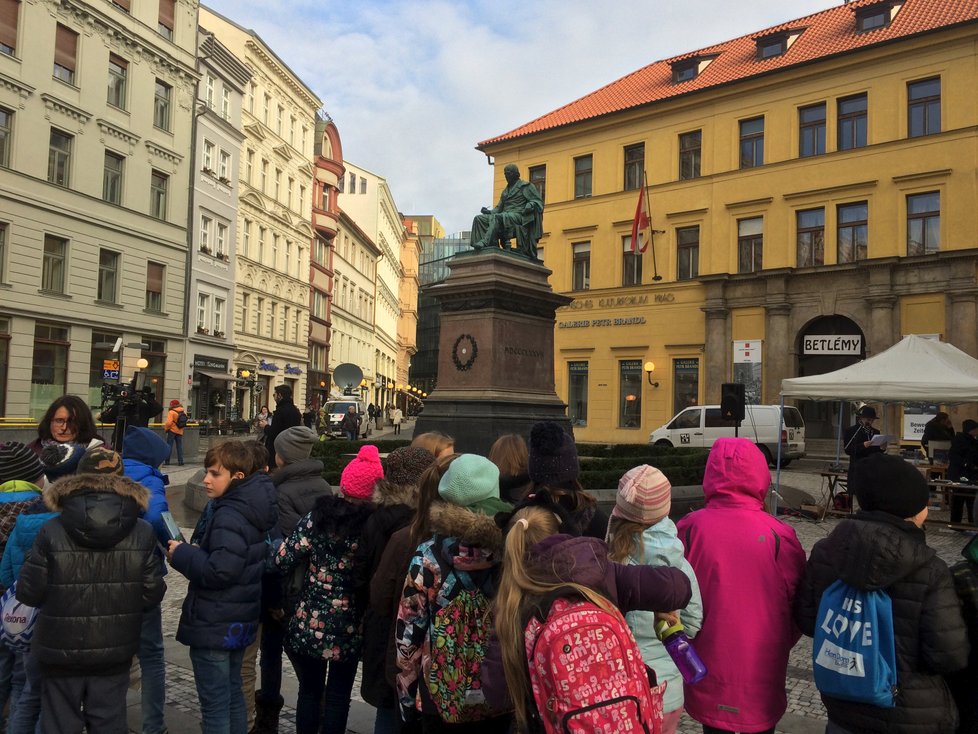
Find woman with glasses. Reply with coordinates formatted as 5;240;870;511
28;395;102;456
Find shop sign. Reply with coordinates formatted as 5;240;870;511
259;360;280;371
558;316;647;329
193;355;229;371
562;293;675;311
733;340;762;364
802;335;862;355
284;364;302;375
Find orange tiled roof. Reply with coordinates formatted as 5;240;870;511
477;0;978;149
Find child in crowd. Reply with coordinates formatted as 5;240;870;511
410;432;454;458
17;447;164;734
677;438;806;734
949;532;978;733
488;434;532;504
122;426;173;734
274;443;382;734
355;446;435;734
606;465;703;734
252;426;333;734
168;441;277;734
795;453;969;734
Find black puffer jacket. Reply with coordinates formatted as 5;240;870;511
17;473;164;677
272;458;332;536
794;512;969;733
948;537;978;734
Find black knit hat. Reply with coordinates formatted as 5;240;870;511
963;419;978;434
0;442;44;485
528;422;579;487
852;453;929;518
383;446;436;487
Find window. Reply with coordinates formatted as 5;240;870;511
202;140;214;171
907;192;940;256
260;159;268;192
241;292;251;332
219;150;230;179
672;62;697;83
285;241;292;273
0;0;20;56
838;94;867;150
856;6;890;32
739;117;764;168
572;241;590;290
0;107;11;167
158;0;175;39
338;174;344;193
145;261;164;311
908;78;940;138
196;293;209;332
242;219;251;256
102;151;124;204
289;116;296;145
679;130;701;180
528;165;546;202
677;225;700;281
283;306;290;341
221;88;230;120
142;338;166;406
737;217;763;273
799;103;826;157
287;176;294;209
258;227;266;263
269;302;278;338
312;290;327;319
53;24;78;84
619;360;643;428
313;236;328;266
837;202;868;263
214;298;225;336
205;74;215;109
622;237;642;286
88;329;120;407
41;235;66;292
274;169;281;200
97;249;119;302
31;322;69;418
276;105;283;135
574;155;592;198
623;144;644;191
271;234;278;268
150;170;168;219
216;223;228;257
245;150;254;183
359;177;366;195
199;215;211;250
154;80;171;131
757;37;786;59
47;129;72;186
262;94;270;125
796;208;825;267
568;361;588;427
348;172;356;193
0;222;6;282
673;358;699;414
107;55;128;109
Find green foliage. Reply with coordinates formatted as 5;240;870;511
577;445;709;489
310;438;412;484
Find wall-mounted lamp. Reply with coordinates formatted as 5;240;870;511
644;361;659;388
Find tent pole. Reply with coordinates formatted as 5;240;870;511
835;400;844;470
774;396;784;517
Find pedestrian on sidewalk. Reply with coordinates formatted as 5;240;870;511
391;406;403;436
164;399;187;466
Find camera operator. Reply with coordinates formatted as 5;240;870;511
99;384;163;451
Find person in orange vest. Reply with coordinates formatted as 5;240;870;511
164;400;187;466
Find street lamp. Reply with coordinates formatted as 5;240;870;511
644;361;659;388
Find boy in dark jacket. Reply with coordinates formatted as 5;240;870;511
17;447;164;734
167;440;277;734
795;453;969;734
949;534;978;733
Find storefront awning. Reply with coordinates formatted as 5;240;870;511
195;369;233;382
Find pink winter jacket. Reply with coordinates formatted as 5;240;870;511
675;438;806;732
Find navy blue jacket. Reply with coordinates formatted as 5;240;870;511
171;471;277;650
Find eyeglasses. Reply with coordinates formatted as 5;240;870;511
51;418;74;427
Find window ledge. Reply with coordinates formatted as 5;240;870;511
143;308;167;316
95;300;124;309
37;289;71;299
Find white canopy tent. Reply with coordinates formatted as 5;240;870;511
772;335;978;513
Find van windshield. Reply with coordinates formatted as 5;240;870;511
326;402;358;414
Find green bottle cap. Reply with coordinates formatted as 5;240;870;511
654;619;684;641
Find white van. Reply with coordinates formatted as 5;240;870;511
648;404;806;466
322;398;369;438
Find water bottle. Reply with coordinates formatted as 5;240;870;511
654;619;707;684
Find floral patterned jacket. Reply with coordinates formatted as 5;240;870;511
275;495;373;662
394;501;504;717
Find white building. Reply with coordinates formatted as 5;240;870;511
0;0;197;418
200;7;320;417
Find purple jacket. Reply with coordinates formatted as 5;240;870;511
676;438;806;732
481;532;692;709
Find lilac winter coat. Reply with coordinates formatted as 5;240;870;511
676;438;806;733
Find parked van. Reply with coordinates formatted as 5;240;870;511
321;398;369;438
649;404;806;466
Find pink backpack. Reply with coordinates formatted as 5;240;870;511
524;597;664;733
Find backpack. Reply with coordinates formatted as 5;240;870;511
175;411;189;429
812;579;897;708
0;581;38;652
424;567;501;723
524;596;664;734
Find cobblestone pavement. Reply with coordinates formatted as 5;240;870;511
145;463;974;734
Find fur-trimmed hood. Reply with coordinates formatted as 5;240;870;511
42;473;150;549
428;500;503;553
371;479;418;509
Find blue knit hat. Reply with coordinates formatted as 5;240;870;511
39;442;86;480
438;454;509;516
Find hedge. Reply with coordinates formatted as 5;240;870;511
310;438;411;485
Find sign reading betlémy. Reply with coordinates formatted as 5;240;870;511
803;335;862;355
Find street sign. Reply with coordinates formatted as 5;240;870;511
103;369;120;380
103;359;120;371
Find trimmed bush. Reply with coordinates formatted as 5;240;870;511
310;437;411;485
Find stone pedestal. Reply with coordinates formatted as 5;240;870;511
412;250;572;455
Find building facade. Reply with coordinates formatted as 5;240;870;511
187;30;250;424
0;0;197;418
478;0;978;441
200;7;319;418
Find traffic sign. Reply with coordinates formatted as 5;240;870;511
103;369;120;380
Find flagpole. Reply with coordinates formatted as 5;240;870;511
644;170;663;281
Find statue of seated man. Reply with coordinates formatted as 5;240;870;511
470;163;544;259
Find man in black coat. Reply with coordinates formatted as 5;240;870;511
263;385;302;467
842;405;885;498
947;419;978;525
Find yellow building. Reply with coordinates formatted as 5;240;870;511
478;0;978;442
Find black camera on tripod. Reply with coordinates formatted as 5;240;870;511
100;382;154;413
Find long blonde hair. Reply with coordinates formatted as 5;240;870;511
495;506;615;732
605;516;649;563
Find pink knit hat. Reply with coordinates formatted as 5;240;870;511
612;464;672;525
340;445;384;499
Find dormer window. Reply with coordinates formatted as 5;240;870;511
753;27;805;60
854;1;904;33
670;55;718;84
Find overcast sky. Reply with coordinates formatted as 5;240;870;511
202;0;841;234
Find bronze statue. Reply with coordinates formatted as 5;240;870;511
471;163;543;259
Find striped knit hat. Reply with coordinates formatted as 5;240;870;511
0;442;45;485
612;464;672;525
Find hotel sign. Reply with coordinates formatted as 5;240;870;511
802;335;862;355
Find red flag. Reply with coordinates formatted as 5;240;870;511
630;183;650;253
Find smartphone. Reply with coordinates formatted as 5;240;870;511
160;510;186;543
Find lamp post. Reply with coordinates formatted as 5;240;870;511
239;369;258;419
